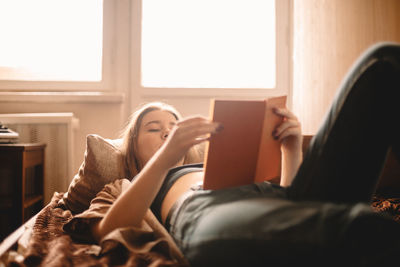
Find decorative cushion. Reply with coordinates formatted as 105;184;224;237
58;134;126;214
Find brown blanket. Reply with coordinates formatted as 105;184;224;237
371;195;400;222
8;191;188;267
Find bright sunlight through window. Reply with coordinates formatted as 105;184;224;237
142;0;276;89
0;0;103;81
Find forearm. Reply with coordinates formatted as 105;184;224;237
92;149;170;241
280;148;302;187
271;107;303;187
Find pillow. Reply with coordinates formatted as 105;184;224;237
58;134;126;214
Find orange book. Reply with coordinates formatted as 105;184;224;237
203;96;287;190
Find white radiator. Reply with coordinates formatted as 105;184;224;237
0;113;79;205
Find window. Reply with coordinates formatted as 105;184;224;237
136;0;290;97
0;0;102;82
0;0;116;91
142;0;275;89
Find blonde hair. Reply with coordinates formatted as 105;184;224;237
119;102;202;179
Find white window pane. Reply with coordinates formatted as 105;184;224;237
142;0;275;89
0;0;103;81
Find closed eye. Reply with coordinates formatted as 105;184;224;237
148;129;161;132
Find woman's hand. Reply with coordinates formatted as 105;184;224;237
272;107;302;154
157;116;221;170
272;108;303;186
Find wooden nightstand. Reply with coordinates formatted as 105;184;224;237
0;143;46;241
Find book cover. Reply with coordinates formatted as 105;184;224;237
203;96;287;190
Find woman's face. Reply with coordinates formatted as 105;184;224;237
136;109;178;167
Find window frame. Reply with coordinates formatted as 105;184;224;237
131;0;291;98
0;0;116;92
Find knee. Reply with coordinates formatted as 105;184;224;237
363;42;400;66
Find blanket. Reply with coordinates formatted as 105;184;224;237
7;191;188;267
371;195;400;222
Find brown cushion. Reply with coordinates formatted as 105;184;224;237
58;134;126;214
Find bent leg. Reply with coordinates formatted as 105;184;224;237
287;43;400;203
169;184;400;267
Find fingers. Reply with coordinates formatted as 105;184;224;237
273;119;300;138
274;125;301;141
177;116;221;135
273;107;298;121
171;116;222;147
272;108;301;141
158;116;223;169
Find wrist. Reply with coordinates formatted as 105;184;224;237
282;137;302;154
152;145;183;171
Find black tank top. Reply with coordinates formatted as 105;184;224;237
150;163;203;223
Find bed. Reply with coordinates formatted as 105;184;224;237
1;135;400;266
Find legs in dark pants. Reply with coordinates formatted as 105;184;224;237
287;42;400;203
283;42;400;266
172;43;400;267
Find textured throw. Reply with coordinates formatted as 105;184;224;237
7;192;188;267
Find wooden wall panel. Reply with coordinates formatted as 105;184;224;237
292;0;400;134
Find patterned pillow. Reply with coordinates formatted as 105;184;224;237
58;134;126;214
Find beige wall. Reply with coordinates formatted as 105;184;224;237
0;101;126;174
4;0;400;193
292;0;400;134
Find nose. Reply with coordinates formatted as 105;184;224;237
162;129;170;140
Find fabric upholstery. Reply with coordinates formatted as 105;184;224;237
58;134;126;214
